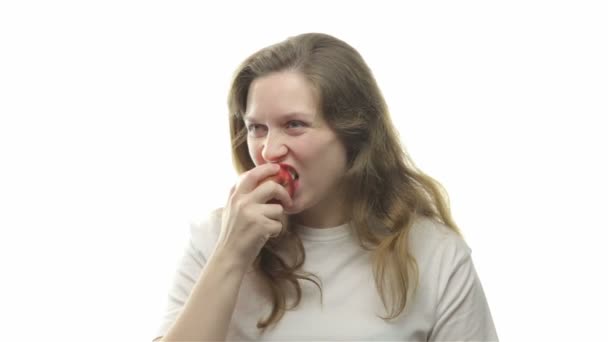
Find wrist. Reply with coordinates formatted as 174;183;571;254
209;247;251;275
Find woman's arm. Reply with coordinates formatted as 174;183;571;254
156;164;291;341
159;249;248;342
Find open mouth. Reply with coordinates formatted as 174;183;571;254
278;163;299;182
287;167;299;181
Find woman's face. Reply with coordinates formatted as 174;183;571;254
244;71;348;227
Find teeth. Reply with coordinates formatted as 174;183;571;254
288;168;298;181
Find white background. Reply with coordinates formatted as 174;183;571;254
1;1;607;341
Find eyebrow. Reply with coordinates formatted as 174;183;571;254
243;112;314;122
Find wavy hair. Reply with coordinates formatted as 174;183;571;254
226;32;461;331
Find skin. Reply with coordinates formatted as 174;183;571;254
244;71;349;228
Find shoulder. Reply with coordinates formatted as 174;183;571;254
188;207;224;258
408;215;471;269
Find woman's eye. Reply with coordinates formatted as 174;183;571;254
247;124;266;135
286;121;305;129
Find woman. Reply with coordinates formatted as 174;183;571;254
154;33;498;341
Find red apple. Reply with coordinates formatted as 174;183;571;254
261;164;296;204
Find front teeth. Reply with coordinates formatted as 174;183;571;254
288;169;298;181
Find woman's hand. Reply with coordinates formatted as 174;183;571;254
215;163;293;269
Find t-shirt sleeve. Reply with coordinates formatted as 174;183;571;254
153;211;221;340
429;240;498;341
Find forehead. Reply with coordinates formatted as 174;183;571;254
244;71;319;121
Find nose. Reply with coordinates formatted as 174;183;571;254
261;132;288;162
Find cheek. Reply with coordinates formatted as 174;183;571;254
290;140;315;157
314;141;347;173
247;140;264;165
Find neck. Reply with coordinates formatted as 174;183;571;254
292;190;349;228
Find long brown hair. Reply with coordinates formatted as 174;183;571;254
227;32;461;330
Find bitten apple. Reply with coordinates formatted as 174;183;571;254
261;164;296;204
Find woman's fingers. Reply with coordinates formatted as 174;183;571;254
233;163;280;197
262;216;284;239
217;164;292;264
248;178;293;209
251;202;285;221
240;203;284;238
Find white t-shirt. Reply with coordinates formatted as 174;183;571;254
154;211;498;341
